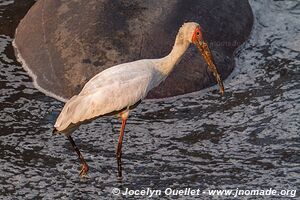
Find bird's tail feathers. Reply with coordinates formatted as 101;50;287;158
54;95;81;131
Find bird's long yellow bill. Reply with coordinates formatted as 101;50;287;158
195;39;225;96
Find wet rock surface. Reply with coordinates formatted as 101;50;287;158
14;0;253;100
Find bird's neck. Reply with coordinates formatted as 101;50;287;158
156;33;190;76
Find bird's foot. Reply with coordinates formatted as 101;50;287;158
79;163;89;177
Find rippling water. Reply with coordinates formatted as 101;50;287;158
0;0;299;199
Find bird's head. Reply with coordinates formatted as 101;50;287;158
180;22;225;95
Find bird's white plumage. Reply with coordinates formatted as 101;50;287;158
55;59;164;131
54;22;200;132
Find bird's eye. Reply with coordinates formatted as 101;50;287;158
196;32;200;35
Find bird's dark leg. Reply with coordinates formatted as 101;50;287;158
116;110;129;177
67;135;89;177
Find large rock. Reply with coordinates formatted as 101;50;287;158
14;0;253;101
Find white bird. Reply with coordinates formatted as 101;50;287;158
53;22;225;177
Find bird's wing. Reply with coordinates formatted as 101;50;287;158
81;60;158;94
54;60;157;131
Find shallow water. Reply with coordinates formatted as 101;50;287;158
0;0;299;199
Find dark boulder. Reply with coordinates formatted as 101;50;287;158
14;0;253;101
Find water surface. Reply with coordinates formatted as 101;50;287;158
0;0;299;199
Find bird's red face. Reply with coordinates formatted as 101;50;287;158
192;26;203;43
192;26;225;96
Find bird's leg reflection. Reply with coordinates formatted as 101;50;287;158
116;110;129;177
67;135;89;177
